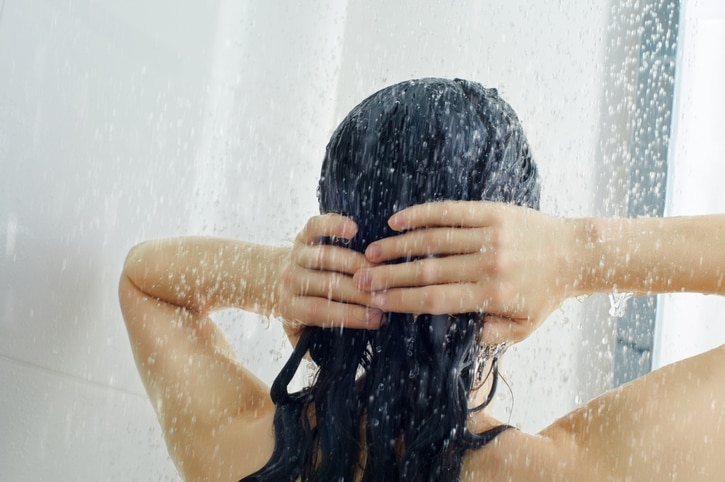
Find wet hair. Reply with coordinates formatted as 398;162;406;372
242;78;540;481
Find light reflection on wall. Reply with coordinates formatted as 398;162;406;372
656;0;725;368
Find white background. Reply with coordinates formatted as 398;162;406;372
1;0;722;480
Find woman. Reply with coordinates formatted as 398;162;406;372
119;78;725;481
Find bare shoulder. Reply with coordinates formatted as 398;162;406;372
540;344;725;481
462;425;599;482
182;409;276;482
463;345;725;481
162;369;277;481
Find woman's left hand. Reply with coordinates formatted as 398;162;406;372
353;201;582;344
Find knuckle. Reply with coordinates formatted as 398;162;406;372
487;251;508;273
489;229;504;249
394;238;410;258
428;230;446;251
295;275;312;295
489;210;504;227
421;289;443;312
314;246;328;266
490;283;513;303
308;215;323;228
303;216;327;239
476;253;491;271
497;252;511;271
324;274;340;294
300;221;315;238
419;261;439;284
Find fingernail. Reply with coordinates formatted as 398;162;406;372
365;310;383;327
355;270;372;289
366;245;381;261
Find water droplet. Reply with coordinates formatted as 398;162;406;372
608;291;633;317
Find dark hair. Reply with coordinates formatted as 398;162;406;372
243;78;540;481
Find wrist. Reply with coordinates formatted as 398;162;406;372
264;246;290;317
568;217;605;296
572;217;643;296
202;242;289;316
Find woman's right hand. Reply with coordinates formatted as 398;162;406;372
275;214;384;341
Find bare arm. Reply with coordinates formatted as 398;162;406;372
119;238;286;480
119;218;380;480
578;215;725;296
122;237;287;316
541;344;725;481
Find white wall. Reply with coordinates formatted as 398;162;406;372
655;0;725;368
0;0;346;479
1;0;654;479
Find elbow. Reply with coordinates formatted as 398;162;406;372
121;241;148;283
118;243;151;320
120;240;162;296
118;271;140;329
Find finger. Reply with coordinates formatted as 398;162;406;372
295;245;375;274
355;254;486;291
288;268;377;307
297;214;358;244
369;283;492;315
388;201;505;231
286;296;384;329
365;227;491;262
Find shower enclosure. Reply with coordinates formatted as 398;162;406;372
1;0;722;479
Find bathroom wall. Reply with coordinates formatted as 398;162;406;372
0;1;220;478
655;0;725;368
0;0;703;479
0;1;346;478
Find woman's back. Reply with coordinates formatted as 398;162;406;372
152;336;725;481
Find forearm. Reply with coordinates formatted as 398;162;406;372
575;215;725;296
122;237;288;316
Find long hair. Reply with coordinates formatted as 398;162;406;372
243;78;540;481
